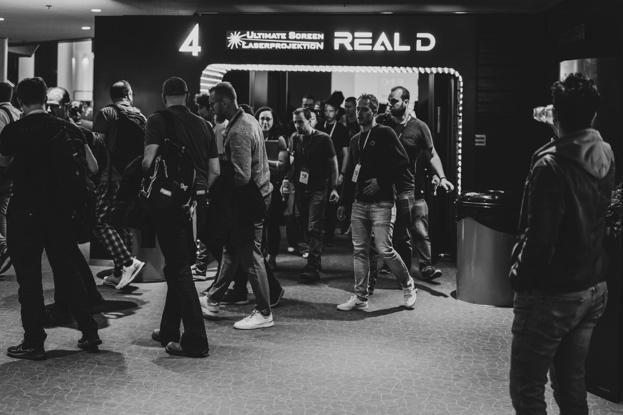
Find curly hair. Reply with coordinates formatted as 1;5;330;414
357;93;379;113
551;73;600;132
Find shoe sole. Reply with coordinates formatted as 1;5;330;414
202;310;220;319
221;299;250;305
233;321;274;330
116;262;145;289
6;352;46;361
165;347;208;358
337;304;368;311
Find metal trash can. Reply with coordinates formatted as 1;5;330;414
456;190;518;307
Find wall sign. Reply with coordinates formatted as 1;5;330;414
333;31;436;52
226;31;325;50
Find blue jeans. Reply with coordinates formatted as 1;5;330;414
393;193;432;272
509;282;608;415
350;201;414;300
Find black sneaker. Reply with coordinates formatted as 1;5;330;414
299;265;320;283
221;289;250;305
77;333;102;352
165;342;208;358
421;266;442;281
7;342;46;360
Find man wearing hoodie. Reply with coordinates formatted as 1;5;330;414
509;73;615;415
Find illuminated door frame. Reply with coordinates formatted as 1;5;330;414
200;63;464;193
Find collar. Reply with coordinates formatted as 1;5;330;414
24;109;47;117
224;108;245;137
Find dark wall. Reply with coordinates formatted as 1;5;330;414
34;41;58;87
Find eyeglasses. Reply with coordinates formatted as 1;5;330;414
260;117;272;121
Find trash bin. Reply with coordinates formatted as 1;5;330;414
455;190;518;307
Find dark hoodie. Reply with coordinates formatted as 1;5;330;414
509;128;615;293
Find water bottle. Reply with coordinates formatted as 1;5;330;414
533;105;554;125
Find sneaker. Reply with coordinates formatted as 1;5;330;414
191;264;207;280
221;289;249;305
103;275;121;288
6;342;46;361
116;258;145;289
165;341;208;358
403;287;417;309
421;266;442;281
287;246;296;254
337;295;368;311
0;249;12;275
199;295;220;318
301;252;309;259
77;333;102;352
270;287;285;308
233;309;274;330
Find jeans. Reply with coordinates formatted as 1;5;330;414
153;208;209;354
393;193;432;272
350;201;414;300
7;208;98;346
324;188;338;241
0;191;9;253
509;281;608;415
295;187;327;270
266;184;285;257
208;195;272;315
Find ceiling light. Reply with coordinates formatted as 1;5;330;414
0;17;5;22
81;26;92;30
453;11;467;14
381;11;393;15
90;8;102;13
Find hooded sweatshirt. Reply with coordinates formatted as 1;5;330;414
509;128;615;293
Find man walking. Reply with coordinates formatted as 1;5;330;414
337;93;417;311
142;76;218;357
282;108;340;282
0;77;101;360
200;82;274;330
509;73;615;414
92;80;145;289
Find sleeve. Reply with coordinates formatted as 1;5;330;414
511;157;566;289
0;124;16;156
340;139;357;206
204;122;218;159
92;108;111;135
325;134;336;159
336;125;350;150
278;136;288;152
416;121;434;160
228;127;253;187
386;128;411;188
144;114;166;147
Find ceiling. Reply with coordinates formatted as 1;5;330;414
1;0;565;44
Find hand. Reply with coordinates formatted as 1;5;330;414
431;175;440;195
329;189;340;204
435;177;455;195
337;206;346;222
337;173;344;187
280;180;290;196
362;178;380;196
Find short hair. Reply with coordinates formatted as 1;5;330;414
46;86;70;105
345;96;356;105
195;92;210;108
357;93;379;113
293;107;312;120
302;94;315;101
110;80;132;101
551;73;600;132
162;76;188;97
390;86;410;101
209;82;237;102
0;81;14;103
16;77;48;106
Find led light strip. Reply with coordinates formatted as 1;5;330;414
201;64;463;193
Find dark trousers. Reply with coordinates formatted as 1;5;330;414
266;184;285;257
7;209;98;347
324;189;338;241
153;208;208;354
53;245;104;313
0;190;9;253
393;193;432;273
208;195;272;314
294;187;327;270
509;282;608;415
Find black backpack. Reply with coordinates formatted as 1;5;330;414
50;123;96;243
141;110;197;210
108;105;145;175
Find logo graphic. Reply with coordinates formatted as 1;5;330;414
226;31;324;50
333;32;436;52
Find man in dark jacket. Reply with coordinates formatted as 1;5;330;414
509;73;615;414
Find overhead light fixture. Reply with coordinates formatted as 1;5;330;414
81;26;92;30
90;8;102;13
453;11;467;14
381;11;393;15
0;17;5;22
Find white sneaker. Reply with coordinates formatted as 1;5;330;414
337;295;368;311
200;295;220;319
116;258;145;289
103;275;121;287
233;309;274;330
403;287;417;309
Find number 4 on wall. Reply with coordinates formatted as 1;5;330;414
179;24;201;56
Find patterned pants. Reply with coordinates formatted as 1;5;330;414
92;181;133;274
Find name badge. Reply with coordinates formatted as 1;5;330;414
299;169;310;185
352;164;361;183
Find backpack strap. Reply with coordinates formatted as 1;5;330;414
157;109;176;146
0;105;16;123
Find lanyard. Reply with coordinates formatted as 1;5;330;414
325;121;337;138
359;129;372;152
397;114;411;140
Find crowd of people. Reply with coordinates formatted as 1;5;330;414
0;71;615;414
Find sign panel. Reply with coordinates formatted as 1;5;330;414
226;31;325;50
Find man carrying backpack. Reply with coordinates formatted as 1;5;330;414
0;77;102;360
93;80;145;289
142;76;219;358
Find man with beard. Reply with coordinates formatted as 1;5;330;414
380;86;454;281
337;93;417;310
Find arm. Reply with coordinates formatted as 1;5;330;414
84;143;98;175
142;144;159;172
206;157;220;189
229;129;253;187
